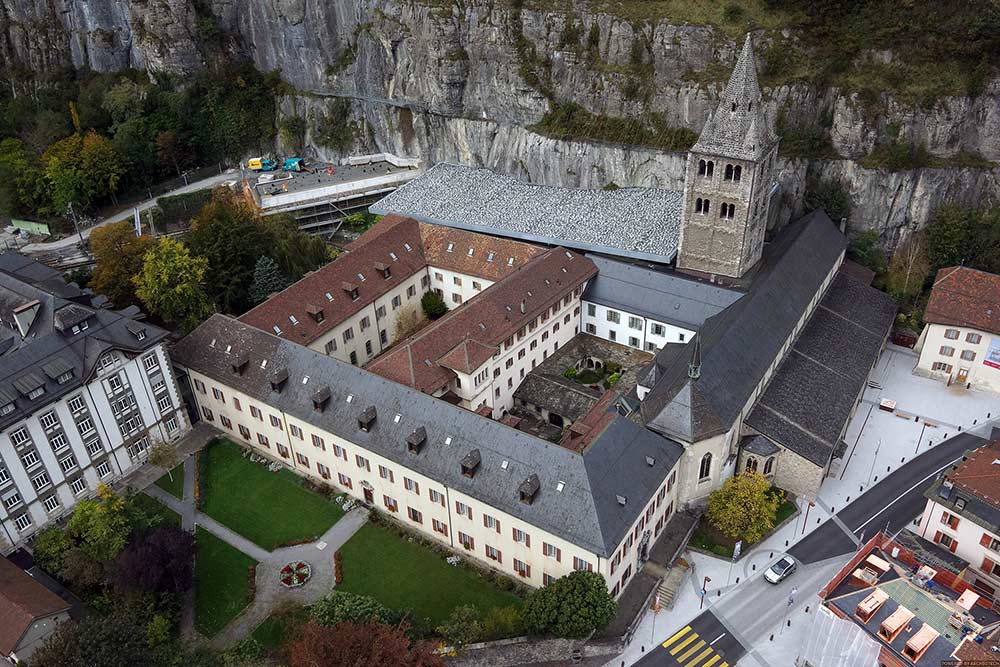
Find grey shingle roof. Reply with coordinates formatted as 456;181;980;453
692;34;777;161
173;315;684;557
371;163;683;264
582;255;743;330
641;211;848;443
745;272;897;467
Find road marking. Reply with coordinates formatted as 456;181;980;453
853;455;963;532
710;632;726;645
814;498;861;546
663;626;691;649
670;632;700;655
678;639;706;662
685;647;715;666
701;657;721;667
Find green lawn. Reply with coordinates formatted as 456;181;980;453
194;527;258;637
338;524;521;626
133;493;181;527
250;606;308;650
199;439;343;550
154;465;184;499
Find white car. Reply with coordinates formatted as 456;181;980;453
764;555;797;584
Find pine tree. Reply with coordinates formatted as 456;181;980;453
249;256;291;305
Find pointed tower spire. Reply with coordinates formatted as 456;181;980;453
687;335;701;380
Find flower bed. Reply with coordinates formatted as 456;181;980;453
280;561;311;588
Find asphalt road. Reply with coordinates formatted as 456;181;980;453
634;429;989;666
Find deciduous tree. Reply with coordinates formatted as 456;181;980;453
31;612;149;667
134;238;213;332
147;441;179;481
288;620;444;667
33;526;73;575
66;485;134;562
706;472;782;544
886;231;931;302
522;570;616;638
42;131;126;212
89;220;155;308
113;525;194;595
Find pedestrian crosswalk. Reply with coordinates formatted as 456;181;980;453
661;625;728;667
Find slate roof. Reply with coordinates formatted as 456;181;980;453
582;255;743;330
172;315;684;557
742;434;780;457
371;162;684;264
0;252;169;431
514;374;601;423
746;272;897;467
923;266;1000;336
366;248;597;393
640;211;848;443
0;557;70;655
692;34;777;161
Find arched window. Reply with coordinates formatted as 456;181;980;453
763;457;774;475
719;202;726;219
698;159;706;176
745;456;758;473
733;165;742;182
699;453;712;480
703;199;711;215
695;198;704;214
724;164;734;181
706;161;715;177
748;101;752;112
731;103;737;112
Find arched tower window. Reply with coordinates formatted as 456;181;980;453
695;198;703;214
703;199;711;215
733;165;742;182
731;103;737;112
763;457;774;475
748;101;752;112
724;164;734;181
698;159;707;176
706;161;714;177
745;456;758;473
699;453;712;480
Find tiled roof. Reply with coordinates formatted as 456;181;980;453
172;315;683;556
0;558;70;655
924;266;1000;336
239;216;427;344
945;441;1000;511
417;222;545;281
366;248;597;393
692;34;777;161
371;162;684;264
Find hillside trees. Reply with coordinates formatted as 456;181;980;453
134;238;213;332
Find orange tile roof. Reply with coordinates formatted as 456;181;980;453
948;440;1000;510
367;248;597;393
924;266;1000;336
417;222;545;282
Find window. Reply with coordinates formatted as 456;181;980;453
21;450;40;470
455;501;472;519
608;330;616;342
325;339;337;354
936;532;955;549
258;433;269;447
68;395;85;412
699;453;712;481
10;427;29;446
43;495;59;513
961;350;977;361
269;415;282;429
407;507;423;524
392;295;402;309
764;457;775;475
429;489;444;506
343;328;354;343
606;310;620;324
432;519;448;536
483;513;500;533
119;415;142;436
0;467;7;484
295;452;309;467
338;473;352;489
966;332;983;344
378;465;394;482
543;542;562;561
485;545;502;562
585;323;596;334
107;375;123;392
277;444;289;458
96;461;112;477
628;316;642;330
239;425;251;440
452;293;462;304
86;439;103;456
458;531;474;550
383;495;398;513
453;276;462;286
77;416;95;435
71;477;87;495
3;493;22;510
745;456;758;473
143;354;158;371
40;411;58;429
573;556;592;572
940;345;955;357
941;511;960;529
311;434;325;450
157;395;172;413
365;340;373;356
356;455;370;472
587;303;596;317
473;281;482;291
13;514;31;532
333;444;347;460
317;462;331;479
514;559;530;578
944;329;960;340
512;528;530;546
250;405;262;420
350;351;358;366
404;477;419;493
289;424;303;439
931;362;953;372
629;336;640;348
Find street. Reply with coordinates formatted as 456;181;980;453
633;429;989;666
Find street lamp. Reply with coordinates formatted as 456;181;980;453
699;576;712;610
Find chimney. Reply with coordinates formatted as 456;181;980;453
269;367;289;392
358;406;377;432
518;474;540;504
839;217;847;234
407;426;427;454
461;449;481;478
687;335;702;380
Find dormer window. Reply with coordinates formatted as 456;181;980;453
358;406;377;432
57;372;73;385
312;386;331;412
519;474;540;505
126;321;146;341
306;305;324;323
375;262;391;279
269;368;289;392
27;387;44;400
342;282;360;301
389;252;398;261
231;354;250;376
407;426;427;454
461;449;481;478
0;403;13;417
325;292;334;302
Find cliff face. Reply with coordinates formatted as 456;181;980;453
2;0;998;240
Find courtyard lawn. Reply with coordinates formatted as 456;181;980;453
199;439;343;550
133;493;182;527
251;605;309;650
337;524;522;627
194;527;258;638
154;465;184;499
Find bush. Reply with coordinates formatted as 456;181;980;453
860;140;934;172
848;229;887;274
436;605;482;648
803;177;852;226
522;571;615;638
562;367;578;380
481;605;525;640
311;590;394;627
421;291;449;320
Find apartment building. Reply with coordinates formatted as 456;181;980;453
915;266;1000;392
367;248;596;418
0;252;188;551
239;215;545;366
172;315;684;595
918;441;1000;601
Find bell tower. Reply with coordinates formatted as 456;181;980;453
677;34;779;279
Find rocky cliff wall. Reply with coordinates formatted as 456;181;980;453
2;0;998;241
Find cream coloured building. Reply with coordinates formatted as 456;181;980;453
173;315;684;597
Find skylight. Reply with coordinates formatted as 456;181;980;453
446;243;454;252
487;252;495;262
272;326;282;335
389;252;398;261
289;315;299;325
325;292;334;301
467;247;474;256
507;257;514;266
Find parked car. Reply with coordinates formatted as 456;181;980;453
764;555;796;584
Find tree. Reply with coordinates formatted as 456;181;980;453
311;590;393;627
113;525;195;595
288;620;444;667
249;256;291;304
31;612;150;667
394;305;426;340
803;176;851;225
59;547;105;591
66;485;134;562
155;130;190;177
147;441;179;482
89;220;155;308
260;214;334;280
886;231;931;302
421;291;448;320
42;131;126;212
706;472;782;544
135;238;213;332
847;229;886;274
34;526;73;575
925;203;973;270
0;137;49;216
436;605;482;649
522;570;616;638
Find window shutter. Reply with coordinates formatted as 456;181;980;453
934;531;943;543
415;482;419;494
525;564;531;578
526;533;531;548
512;527;517;540
497;550;502;564
556;548;561;563
467;506;472;519
483;514;488;528
496;519;501;534
588;561;593;572
950;540;959;553
941;511;949;524
983;557;994;572
951;516;960;529
982;533;992;547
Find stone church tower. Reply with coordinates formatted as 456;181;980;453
676;35;779;280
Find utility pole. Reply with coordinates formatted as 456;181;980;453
67;202;84;247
